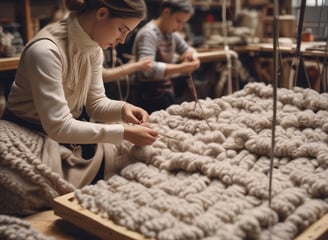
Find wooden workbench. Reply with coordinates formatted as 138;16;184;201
23;210;101;240
1;42;326;72
0;56;20;71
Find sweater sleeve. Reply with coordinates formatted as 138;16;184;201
173;32;193;55
25;40;124;144
85;47;125;123
133;26;166;81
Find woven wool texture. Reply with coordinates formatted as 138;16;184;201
75;82;328;240
0;215;55;240
0;120;75;215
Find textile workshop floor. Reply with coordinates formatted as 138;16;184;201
75;82;328;240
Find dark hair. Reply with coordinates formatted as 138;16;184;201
160;0;194;15
65;0;147;19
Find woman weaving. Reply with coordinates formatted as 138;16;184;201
132;0;200;114
0;0;158;215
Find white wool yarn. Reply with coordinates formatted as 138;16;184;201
0;215;55;240
75;83;328;240
0;120;75;215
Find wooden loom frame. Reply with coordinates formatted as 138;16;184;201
53;192;328;240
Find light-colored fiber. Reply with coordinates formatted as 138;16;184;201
0;214;55;240
73;82;327;240
0;120;75;216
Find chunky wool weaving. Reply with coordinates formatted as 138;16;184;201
75;82;328;240
0;120;75;216
0;215;54;240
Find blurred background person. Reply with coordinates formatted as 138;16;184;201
132;0;200;114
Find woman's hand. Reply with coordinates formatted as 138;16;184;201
179;50;200;73
121;103;158;146
181;49;198;62
123;124;158;147
122;102;149;124
179;59;200;73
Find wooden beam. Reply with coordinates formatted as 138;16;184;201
15;0;33;43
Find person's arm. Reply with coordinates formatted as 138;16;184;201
86;49;158;147
102;57;152;83
134;25;199;81
163;33;200;77
163;60;199;78
24;40;125;144
133;27;167;81
180;48;198;62
121;102;158;147
26;40;157;146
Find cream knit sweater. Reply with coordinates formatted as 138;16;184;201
6;13;125;145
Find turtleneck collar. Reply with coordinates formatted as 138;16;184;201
68;12;99;54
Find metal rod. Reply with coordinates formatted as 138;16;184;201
289;0;307;88
269;0;280;239
188;74;212;131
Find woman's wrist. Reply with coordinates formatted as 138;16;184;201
119;65;127;77
130;62;140;73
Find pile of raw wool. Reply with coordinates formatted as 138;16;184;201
75;82;328;240
0;215;54;240
0;120;75;216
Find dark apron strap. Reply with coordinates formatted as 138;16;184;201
2;108;45;133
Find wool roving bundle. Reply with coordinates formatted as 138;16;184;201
0;214;55;240
75;82;328;240
0;120;75;215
